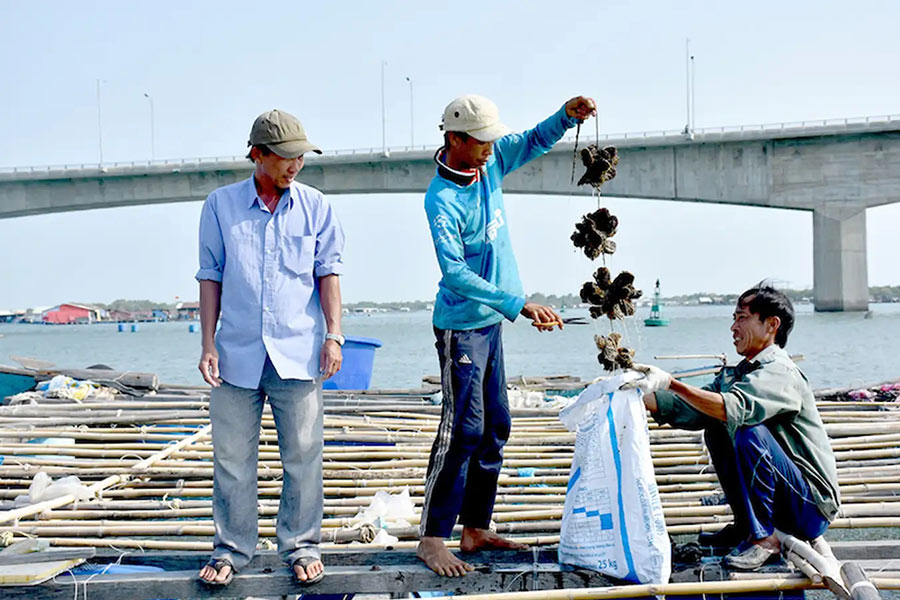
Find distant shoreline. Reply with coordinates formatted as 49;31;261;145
2;285;898;323
3;300;900;326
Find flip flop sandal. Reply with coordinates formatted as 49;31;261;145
200;557;235;586
292;555;325;585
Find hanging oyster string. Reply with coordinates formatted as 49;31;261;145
571;208;618;260
579;267;643;321
570;115;640;371
577;145;619;189
594;332;635;371
570;123;581;184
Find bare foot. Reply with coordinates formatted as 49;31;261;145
293;558;324;582
198;561;232;584
417;536;475;577
460;526;529;552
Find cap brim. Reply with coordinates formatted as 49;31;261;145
269;140;322;158
468;122;512;143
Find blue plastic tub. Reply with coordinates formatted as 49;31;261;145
323;335;382;390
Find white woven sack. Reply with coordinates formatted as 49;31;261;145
558;375;671;584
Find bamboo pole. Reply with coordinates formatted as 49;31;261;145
0;424;210;525
5;383;900;555
0;533;561;552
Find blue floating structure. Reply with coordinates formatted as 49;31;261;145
0;366;36;403
644;279;670;327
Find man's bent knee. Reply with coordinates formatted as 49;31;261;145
733;425;771;453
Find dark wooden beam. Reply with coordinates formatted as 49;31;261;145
93;548;565;570
5;563;612;600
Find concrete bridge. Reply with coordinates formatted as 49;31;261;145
2;115;899;311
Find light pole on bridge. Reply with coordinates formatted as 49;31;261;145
381;61;387;156
406;76;414;147
96;79;104;164
143;93;156;160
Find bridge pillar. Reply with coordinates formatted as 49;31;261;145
813;208;869;312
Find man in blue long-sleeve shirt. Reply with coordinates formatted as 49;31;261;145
418;94;596;576
196;109;343;587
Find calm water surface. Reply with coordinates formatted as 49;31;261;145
1;303;898;390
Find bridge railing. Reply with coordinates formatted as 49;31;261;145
1;114;897;176
559;113;900;144
0;145;438;177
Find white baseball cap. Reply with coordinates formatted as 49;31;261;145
441;94;511;142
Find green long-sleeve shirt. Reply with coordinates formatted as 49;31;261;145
653;344;840;521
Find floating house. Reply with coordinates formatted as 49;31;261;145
41;303;104;325
175;301;200;320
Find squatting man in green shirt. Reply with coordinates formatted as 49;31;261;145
622;284;840;570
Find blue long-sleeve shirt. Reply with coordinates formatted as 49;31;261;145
196;177;345;388
425;105;578;331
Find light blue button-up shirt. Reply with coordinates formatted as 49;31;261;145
196;176;344;389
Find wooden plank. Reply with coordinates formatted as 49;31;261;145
63;540;900;571
0;548;95;566
0;558;84;586
4;563;613;600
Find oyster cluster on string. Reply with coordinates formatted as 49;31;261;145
571;208;618;260
577;145;619;189
594;332;635;371
579;267;643;321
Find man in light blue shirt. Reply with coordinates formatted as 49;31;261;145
195;109;344;587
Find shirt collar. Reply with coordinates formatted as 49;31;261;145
246;176;295;212
434;148;481;187
737;343;781;373
751;343;782;364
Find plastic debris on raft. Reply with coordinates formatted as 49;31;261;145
571;208;618;259
577;145;619;189
594;332;635;371
580;267;643;321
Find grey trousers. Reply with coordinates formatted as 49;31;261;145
209;357;323;570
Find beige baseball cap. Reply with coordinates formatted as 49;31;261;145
248;109;322;158
441;94;511;142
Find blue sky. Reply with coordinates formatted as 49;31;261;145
1;0;898;308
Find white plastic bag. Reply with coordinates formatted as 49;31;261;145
13;471;95;506
558;374;671;584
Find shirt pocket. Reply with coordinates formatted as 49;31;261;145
281;235;316;280
228;221;260;263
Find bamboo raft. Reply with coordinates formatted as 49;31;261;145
1;375;900;599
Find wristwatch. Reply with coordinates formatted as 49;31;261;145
325;332;345;346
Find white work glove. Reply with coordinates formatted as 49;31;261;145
619;364;672;394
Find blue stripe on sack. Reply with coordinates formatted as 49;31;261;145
567;466;581;493
606;393;638;583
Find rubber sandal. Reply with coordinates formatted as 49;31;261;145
292;555;325;585
200;557;235;586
